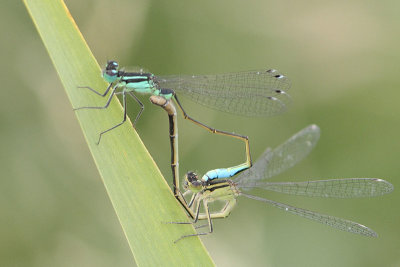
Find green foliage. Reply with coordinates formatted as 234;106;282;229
23;0;214;265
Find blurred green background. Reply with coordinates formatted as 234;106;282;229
2;0;399;266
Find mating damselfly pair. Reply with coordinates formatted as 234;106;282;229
74;60;288;203
76;61;393;242
152;97;393;242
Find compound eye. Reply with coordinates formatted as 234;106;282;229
106;69;117;76
186;171;199;183
106;60;119;70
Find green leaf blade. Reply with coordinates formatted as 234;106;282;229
23;0;214;265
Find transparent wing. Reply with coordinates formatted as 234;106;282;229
234;147;273;186
120;66;150;73
241;193;377;237
155;69;291;117
263;124;320;179
235;125;320;185
241;178;394;198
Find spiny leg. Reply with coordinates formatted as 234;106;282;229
174;200;213;243
187;192;198;208
198;199;237;220
164;196;199;240
173;199;237;242
194;224;209;229
182;200;236;232
74;84;118;111
173;93;252;168
96;90;127;145
176;190;198;218
174;184;196;218
77;82;113;97
128;92;144;127
174;190;195;219
167;194;201;226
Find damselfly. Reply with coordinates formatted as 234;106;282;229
173;125;393;242
75;61;290;145
149;95;251;217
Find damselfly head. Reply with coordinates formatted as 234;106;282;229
102;60;119;82
184;171;203;191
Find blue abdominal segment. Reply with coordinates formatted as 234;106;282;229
202;163;249;182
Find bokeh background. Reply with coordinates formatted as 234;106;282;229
2;0;400;266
